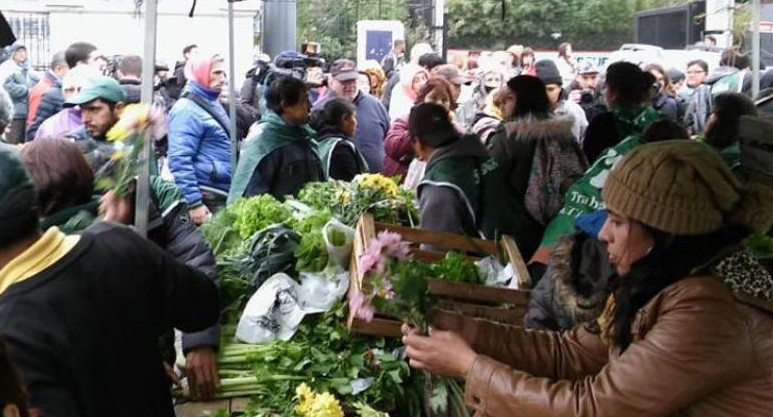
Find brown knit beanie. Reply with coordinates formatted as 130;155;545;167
602;140;773;235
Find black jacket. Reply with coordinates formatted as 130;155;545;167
27;86;64;140
0;222;219;417
119;79;142;104
582;111;620;164
244;140;323;200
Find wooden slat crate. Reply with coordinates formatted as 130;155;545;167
347;213;532;337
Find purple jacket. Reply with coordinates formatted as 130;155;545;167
34;107;83;140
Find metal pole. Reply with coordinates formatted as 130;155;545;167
434;0;445;58
752;0;761;98
136;0;158;237
228;0;239;172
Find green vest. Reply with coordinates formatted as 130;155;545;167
711;71;745;95
316;136;369;179
719;142;741;169
420;155;513;240
540;135;643;247
228;112;319;205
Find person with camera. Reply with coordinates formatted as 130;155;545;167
568;61;606;125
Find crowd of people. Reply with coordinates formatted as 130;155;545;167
0;34;772;417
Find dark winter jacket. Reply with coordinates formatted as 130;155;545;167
523;232;616;331
38;177;221;355
317;134;368;181
239;62;269;111
168;81;232;207
26;83;64;141
119;78;142;104
221;99;259;144
418;134;535;254
229;111;322;202
652;92;678;121
381;72;400;112
315;90;390;173
0;222;219;417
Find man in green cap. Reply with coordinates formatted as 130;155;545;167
0;146;219;417
64;75;128;171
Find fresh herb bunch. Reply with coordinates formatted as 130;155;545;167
202;195;292;257
297;177;418;228
432;252;480;284
216;303;421;417
350;232;469;417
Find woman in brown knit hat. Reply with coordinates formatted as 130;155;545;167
403;140;773;417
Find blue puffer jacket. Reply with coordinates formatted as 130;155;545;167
168;81;232;207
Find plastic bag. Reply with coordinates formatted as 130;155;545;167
297;270;349;313
403;159;426;190
475;256;516;289
323;219;355;269
236;273;306;344
236;270;350;344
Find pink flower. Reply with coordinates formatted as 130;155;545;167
359;250;382;279
376;231;411;260
348;291;375;322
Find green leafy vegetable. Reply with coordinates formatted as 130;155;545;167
431;252;480;284
291;210;334;272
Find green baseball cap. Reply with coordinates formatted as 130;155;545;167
64;76;127;107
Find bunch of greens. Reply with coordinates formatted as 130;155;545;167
297;176;418;228
291;210;334;272
220;224;301;289
431;252;480;284
216;303;422;417
350;232;468;417
202;195;292;257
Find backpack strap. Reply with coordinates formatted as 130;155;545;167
181;91;232;139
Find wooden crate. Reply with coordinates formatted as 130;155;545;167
347;213;532;337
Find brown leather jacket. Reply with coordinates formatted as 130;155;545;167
454;276;773;417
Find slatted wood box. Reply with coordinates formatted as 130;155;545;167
346;213;532;337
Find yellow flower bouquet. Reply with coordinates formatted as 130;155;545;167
95;103;166;197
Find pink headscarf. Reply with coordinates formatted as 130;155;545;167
185;55;224;92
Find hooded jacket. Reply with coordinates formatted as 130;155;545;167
228;111;322;202
2;47;39;119
388;64;426;121
418;134;534;251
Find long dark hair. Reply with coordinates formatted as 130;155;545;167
309;97;355;138
704;92;757;151
611;223;750;351
506;75;551;118
605;62;656;108
0;338;30;417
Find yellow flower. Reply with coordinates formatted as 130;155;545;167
308;392;344;417
294;383;316;416
355;174;399;198
110;149;125;161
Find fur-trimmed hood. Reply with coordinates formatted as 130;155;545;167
502;114;575;142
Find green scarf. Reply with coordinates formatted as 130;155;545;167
611;106;661;139
228;112;319;204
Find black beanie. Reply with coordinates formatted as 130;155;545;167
409;103;459;147
535;60;562;86
0;145;39;243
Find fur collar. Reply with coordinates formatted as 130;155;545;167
502;115;575;141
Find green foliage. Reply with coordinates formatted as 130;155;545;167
446;0;703;51
292;210;335;272
431;252;480;284
202;195;292;257
217;303;422;417
747;233;773;258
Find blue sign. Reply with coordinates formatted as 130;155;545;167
365;30;392;62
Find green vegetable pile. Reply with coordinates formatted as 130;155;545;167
216;303;424;417
747;232;773;259
202;195;292;257
296;179;419;228
431;252;480;284
290;210;334;272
